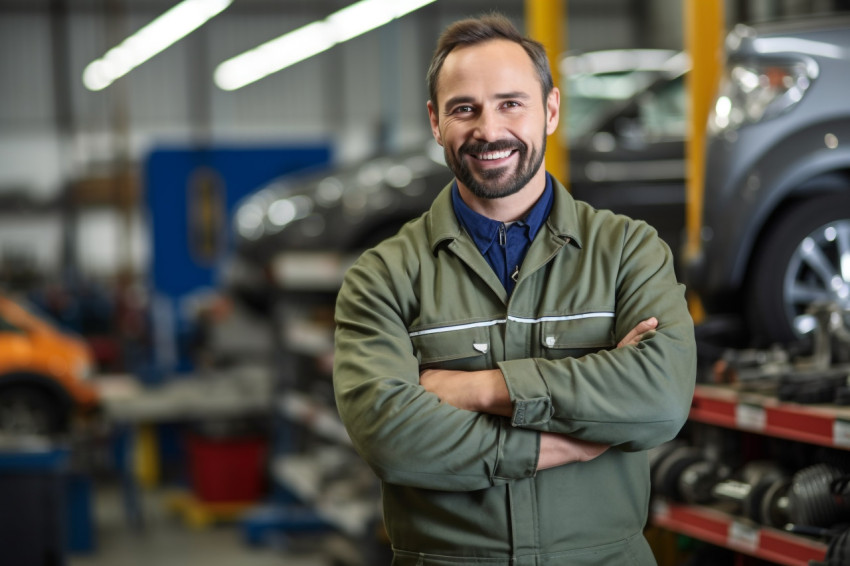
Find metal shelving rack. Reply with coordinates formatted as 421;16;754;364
652;500;827;566
651;383;844;564
689;384;850;449
251;264;386;560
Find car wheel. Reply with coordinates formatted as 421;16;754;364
0;385;64;437
746;193;850;346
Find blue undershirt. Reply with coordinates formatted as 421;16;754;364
451;174;554;296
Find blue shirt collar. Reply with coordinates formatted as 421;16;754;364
451;174;554;253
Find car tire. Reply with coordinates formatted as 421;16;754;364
0;384;66;437
745;193;850;346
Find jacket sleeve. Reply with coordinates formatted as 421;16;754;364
333;250;539;491
498;221;696;451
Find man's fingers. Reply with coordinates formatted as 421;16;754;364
538;433;610;470
633;316;658;334
617;317;658;348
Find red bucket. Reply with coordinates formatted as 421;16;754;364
186;434;267;503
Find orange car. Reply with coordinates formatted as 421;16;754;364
0;292;98;436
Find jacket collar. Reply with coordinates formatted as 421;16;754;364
427;174;583;253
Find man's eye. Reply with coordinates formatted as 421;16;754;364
503;101;520;108
452;105;474;114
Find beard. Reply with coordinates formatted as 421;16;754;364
444;132;547;200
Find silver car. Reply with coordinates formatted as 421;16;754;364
686;16;850;346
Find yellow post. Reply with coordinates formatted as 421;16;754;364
526;0;567;187
134;424;160;488
684;0;724;261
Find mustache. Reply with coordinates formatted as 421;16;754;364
460;139;526;156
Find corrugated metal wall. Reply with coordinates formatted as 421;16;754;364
0;0;653;278
0;0;659;193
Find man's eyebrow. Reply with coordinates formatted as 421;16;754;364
443;95;476;109
495;91;531;100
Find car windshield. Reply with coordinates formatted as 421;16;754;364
565;70;660;139
561;49;688;142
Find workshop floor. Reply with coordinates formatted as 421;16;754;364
68;483;332;566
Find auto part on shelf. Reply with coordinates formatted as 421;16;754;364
713;462;850;529
808;526;850;566
802;302;850;369
651;443;730;505
776;372;850;405
712;344;792;384
709;302;850;404
824;527;850;566
711;460;790;525
789;464;850;528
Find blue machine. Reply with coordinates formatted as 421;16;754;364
144;144;331;378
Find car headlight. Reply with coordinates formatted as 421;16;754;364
709;56;817;134
267;195;314;231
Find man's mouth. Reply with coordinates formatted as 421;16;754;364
473;149;515;161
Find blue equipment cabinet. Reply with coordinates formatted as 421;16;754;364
144;144;331;378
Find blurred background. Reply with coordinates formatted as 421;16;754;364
3;1;850;565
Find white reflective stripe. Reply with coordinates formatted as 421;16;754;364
408;318;507;337
407;312;614;337
507;312;615;324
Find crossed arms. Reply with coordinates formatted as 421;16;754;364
334;219;696;491
419;317;659;470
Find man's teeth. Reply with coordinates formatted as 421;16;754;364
477;150;512;160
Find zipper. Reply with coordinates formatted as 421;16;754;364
498;223;506;246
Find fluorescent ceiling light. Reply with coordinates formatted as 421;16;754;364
83;0;232;91
215;21;335;92
214;0;437;91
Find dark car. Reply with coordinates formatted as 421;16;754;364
231;146;452;293
232;49;690;289
685;17;850;347
563;48;689;260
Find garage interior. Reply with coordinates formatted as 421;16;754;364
2;1;850;565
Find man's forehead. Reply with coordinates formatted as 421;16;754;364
442;39;533;72
436;39;540;104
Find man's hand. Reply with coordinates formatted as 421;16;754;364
618;316;658;348
420;317;659;470
419;369;609;469
419;368;512;416
538;432;609;470
538;316;658;470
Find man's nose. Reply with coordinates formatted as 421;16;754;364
471;108;501;141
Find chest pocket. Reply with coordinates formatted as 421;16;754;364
410;325;493;371
539;314;615;359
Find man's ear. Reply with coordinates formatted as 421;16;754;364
427;100;443;146
545;87;560;136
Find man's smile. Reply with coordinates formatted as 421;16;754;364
471;149;516;161
464;148;519;169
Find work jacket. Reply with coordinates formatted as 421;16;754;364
333;177;697;566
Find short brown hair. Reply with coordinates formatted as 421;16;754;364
426;13;555;107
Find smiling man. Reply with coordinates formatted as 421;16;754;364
333;13;696;566
427;31;552;208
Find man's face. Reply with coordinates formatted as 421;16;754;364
427;39;559;200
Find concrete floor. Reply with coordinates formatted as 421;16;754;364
68;484;332;566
